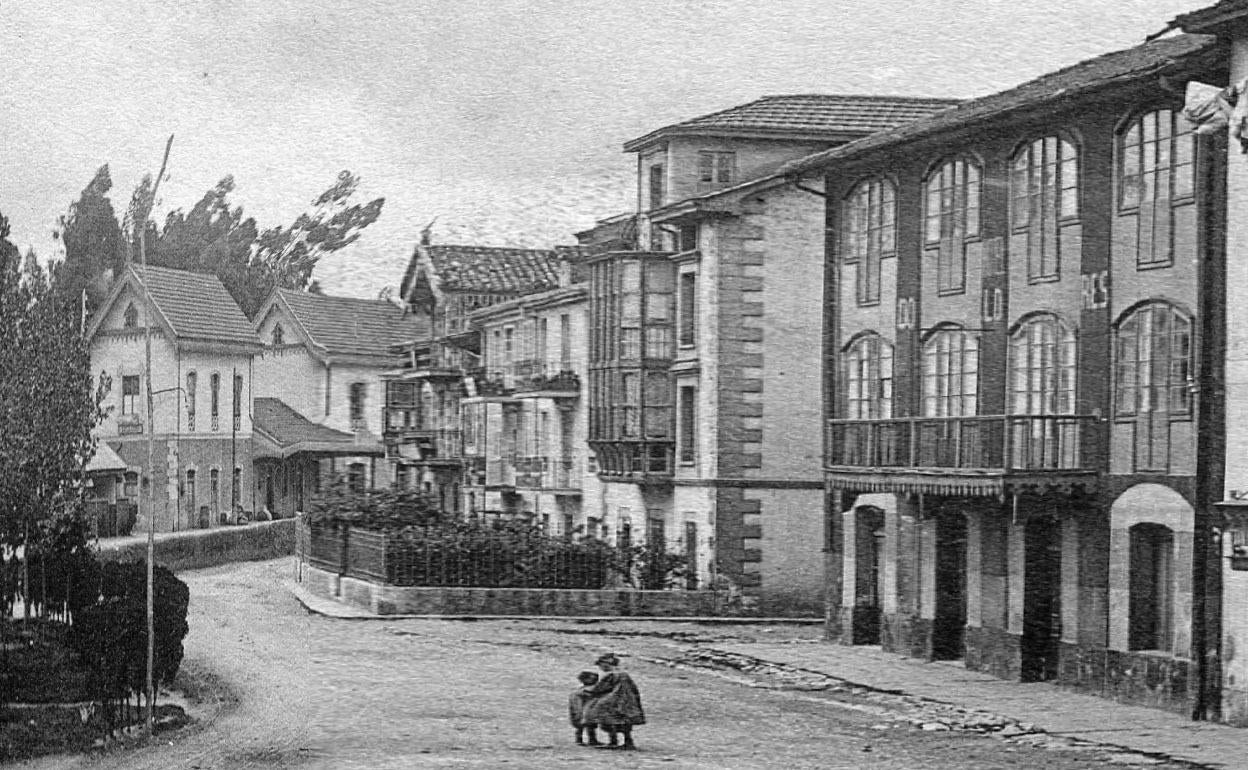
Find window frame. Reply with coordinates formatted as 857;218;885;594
922;157;982;296
1007;313;1077;416
921;326;980;418
1116;108;1198;270
841;176;897;306
1113;301;1194;419
121;374;140;416
697;150;736;185
1010;135;1081;283
842;332;895;420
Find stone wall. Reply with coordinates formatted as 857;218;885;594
297;562;753;618
97;519;295;572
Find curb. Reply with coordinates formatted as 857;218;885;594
286;581;824;624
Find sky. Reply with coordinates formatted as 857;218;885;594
0;0;1217;297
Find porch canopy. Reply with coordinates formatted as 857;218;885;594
85;442;128;474
253;397;384;459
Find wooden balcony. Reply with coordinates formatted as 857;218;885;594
513;456;581;492
825;415;1104;497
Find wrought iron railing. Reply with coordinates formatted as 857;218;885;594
826;415;1102;472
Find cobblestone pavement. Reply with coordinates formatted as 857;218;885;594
16;559;1208;770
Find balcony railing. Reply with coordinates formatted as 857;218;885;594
826;415;1103;472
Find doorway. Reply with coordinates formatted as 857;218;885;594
932;512;967;660
1021;516;1062;682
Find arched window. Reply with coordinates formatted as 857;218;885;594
842;177;896;305
1118;109;1196;268
1114;302;1192;417
843;334;894;419
1009;314;1076;415
123;303;138;329
272;323;284;345
1011;136;1079;281
923;158;981;295
185;371;197;431
922;327;979;417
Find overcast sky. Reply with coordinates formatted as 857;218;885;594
0;0;1215;296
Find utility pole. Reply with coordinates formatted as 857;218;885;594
138;135;174;737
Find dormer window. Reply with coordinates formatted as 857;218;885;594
123;303;138;329
272;323;284;345
698;151;735;185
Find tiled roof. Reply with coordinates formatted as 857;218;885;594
624;94;962;150
130;265;257;344
420;244;567;294
1173;0;1248;33
784;34;1220;176
253;397;381;457
276;290;428;357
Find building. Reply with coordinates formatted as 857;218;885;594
578;94;959;612
250;289;426;516
87;265;262;530
464;280;591;534
795;33;1229;717
389;242;573;513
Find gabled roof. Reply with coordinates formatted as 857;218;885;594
252;397;383;458
267;289;428;359
88;264;258;345
784;33;1221;176
624;94;962;151
399;244;568;298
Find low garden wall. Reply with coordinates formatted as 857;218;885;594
296;561;747;617
97;519;296;572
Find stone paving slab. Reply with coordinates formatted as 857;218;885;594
717;642;1246;769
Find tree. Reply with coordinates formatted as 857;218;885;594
134;171;383;317
55;165;125;315
0;214;108;613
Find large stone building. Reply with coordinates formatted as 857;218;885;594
800;32;1231;718
578;95;958;612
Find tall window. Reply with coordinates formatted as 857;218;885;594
123;303;138;328
1011;136;1079;281
678;271;697;347
272;323;284;345
210;373;220;430
648;163;665;210
1009;315;1076;415
559;314;572;370
185;371;197;430
924;159;981;294
232;374;244;431
1114;302;1192;417
842;177;897;305
210;468;220;515
678;384;697;464
1119;109;1197;268
698;151;735;185
121;375;140;415
536;317;548;371
186;469;197;521
843;334;894;419
1129;523;1174;652
922;327;979;417
349;382;367;430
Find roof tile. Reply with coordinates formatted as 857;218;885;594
131;265;257;344
276;290;428;357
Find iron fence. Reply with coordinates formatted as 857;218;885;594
297;518;611;589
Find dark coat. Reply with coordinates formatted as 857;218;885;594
583;671;645;726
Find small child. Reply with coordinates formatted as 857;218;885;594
569;671;600;745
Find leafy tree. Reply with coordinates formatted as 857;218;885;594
0;213;108;614
132;171;383;316
54;165;125;314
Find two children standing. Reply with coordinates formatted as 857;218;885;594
568;653;645;750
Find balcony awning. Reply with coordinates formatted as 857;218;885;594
824;468;1098;498
85;442;128;474
253;398;384;459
